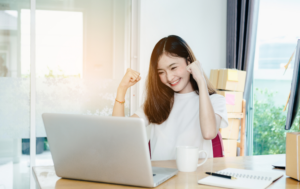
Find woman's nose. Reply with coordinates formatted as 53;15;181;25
166;71;173;82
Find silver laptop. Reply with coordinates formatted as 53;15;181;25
42;113;178;187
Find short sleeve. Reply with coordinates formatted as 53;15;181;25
209;94;228;129
134;105;150;126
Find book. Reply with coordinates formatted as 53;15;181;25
198;168;283;189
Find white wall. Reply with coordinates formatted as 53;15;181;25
138;0;227;105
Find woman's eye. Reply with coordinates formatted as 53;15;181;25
158;72;164;75
171;67;177;70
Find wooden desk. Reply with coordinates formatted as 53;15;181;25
33;154;299;189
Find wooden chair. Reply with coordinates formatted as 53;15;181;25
212;131;224;157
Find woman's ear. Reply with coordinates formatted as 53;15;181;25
186;57;191;65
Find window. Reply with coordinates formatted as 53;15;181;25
0;0;132;188
252;0;300;155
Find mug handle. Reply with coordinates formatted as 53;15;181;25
197;150;208;167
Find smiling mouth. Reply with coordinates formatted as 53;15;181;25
170;78;180;87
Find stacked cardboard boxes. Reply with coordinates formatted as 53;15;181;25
210;69;246;157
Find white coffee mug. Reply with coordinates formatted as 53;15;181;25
176;146;208;172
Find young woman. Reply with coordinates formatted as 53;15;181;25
113;35;228;160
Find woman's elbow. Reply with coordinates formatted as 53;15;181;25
202;132;217;140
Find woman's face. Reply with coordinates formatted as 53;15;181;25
157;53;193;93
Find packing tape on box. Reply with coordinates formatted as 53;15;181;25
228;127;233;139
226;81;239;91
228;69;240;91
228;70;238;82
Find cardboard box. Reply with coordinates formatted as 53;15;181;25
220;118;240;140
286;132;300;180
223;139;237;157
217;69;246;92
209;69;219;88
217;90;243;113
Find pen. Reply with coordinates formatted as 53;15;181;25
205;172;237;180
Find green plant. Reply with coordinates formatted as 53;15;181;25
44;138;50;151
253;88;300;155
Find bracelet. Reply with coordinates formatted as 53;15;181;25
115;99;125;104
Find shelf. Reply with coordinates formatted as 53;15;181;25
227;112;243;119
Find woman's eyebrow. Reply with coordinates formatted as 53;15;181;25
157;63;177;70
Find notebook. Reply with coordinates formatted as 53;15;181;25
198;168;284;189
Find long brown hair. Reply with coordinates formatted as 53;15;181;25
144;35;216;124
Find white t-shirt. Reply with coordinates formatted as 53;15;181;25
134;91;228;160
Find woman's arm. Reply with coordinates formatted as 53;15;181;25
112;87;140;118
187;61;220;140
112;87;127;117
112;68;141;117
197;80;220;140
